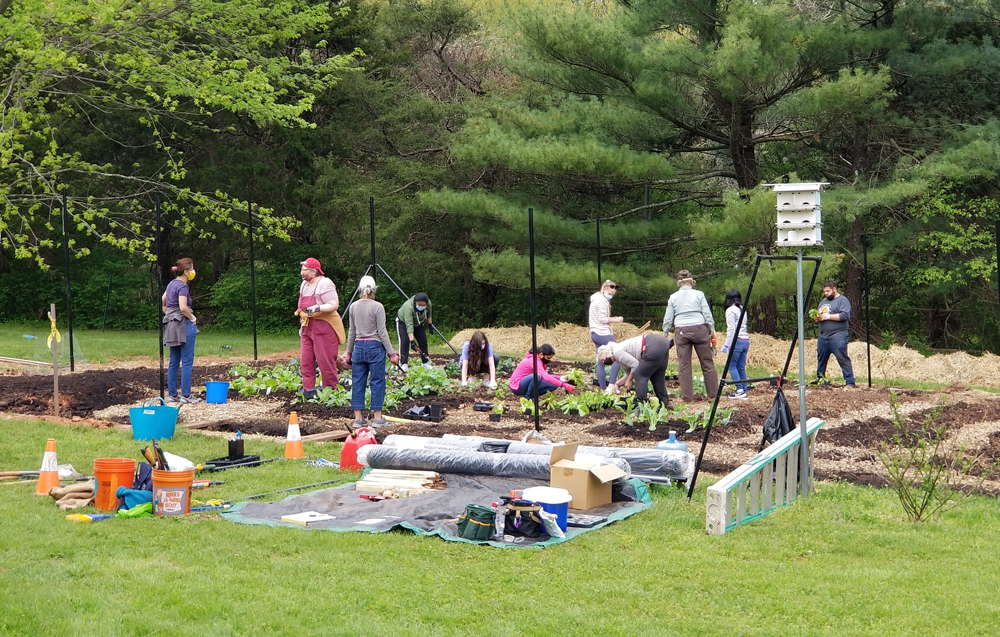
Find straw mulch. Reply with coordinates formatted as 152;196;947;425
451;324;1000;387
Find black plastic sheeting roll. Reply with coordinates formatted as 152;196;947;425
380;434;691;482
358;445;631;481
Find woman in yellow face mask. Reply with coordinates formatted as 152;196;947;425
161;258;200;403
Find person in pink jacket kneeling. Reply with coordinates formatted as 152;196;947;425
508;344;575;397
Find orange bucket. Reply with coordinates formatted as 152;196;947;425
152;468;196;516
93;458;136;511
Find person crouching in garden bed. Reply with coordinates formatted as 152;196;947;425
508;344;575;397
598;334;671;404
460;330;500;390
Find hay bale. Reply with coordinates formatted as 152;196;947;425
450;322;642;361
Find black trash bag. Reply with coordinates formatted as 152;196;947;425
761;386;796;450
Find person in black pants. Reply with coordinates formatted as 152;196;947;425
396;292;432;370
598;334;672;403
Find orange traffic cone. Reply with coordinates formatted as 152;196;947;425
284;411;304;459
35;438;60;496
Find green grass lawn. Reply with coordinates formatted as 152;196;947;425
0;324;303;364
1;418;998;636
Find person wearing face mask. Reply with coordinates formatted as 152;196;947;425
662;269;719;402
508;344;575;397
813;280;855;388
459;330;500;389
597;334;671;404
294;257;345;400
161;258;201;404
589;279;624;390
396;292;433;370
722;289;751;400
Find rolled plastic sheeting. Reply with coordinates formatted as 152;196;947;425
505;442;693;482
382;434;690;481
381;435;485;452
358;445;631;481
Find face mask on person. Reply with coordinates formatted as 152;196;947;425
540;357;552;365
604;293;614;301
603;357;614;366
825;292;835;301
416;304;426;312
186;269;196;281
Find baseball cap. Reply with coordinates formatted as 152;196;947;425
300;257;324;275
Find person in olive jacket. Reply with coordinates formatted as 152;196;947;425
396;292;433;370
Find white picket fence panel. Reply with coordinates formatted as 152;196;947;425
706;417;824;535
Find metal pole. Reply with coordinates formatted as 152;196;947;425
370;197;377;284
596;217;602;287
156;197;164;400
863;232;872;388
51;304;59;415
797;250;809;498
101;275;113;331
529;207;540;432
248;200;258;361
61;191;74;371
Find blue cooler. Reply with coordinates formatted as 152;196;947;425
522;486;573;532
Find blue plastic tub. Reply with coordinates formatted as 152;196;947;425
129;397;179;440
205;381;230;404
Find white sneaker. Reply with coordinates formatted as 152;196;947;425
422;362;433;370
729;391;749;400
400;363;409;372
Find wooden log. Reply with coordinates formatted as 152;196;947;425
302;430;350;442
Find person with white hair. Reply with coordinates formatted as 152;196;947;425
598;334;671;404
589;279;624;390
345;276;398;427
662;269;718;402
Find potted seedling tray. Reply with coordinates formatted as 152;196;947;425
473;402;493;412
401;405;446;422
203;454;261;468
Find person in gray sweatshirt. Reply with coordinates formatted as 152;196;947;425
662;269;718;402
814;280;855;387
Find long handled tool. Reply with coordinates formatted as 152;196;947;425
219;479;346;505
626;320;652;339
196;457;281;472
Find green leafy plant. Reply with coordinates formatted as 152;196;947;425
877;393;999;522
691;375;707;397
540;391;562;410
399;365;450;396
497;357;516;376
562;368;587;387
519;397;538;416
444;358;461;378
682;408;707;433
714;406;737;426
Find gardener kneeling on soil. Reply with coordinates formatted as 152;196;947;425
598;334;671;404
509;344;575;397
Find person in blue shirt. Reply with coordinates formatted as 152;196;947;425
459;331;499;389
814;280;856;387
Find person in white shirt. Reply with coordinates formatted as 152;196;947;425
589;279;624;390
722;289;750;400
662;269;718;402
598;334;671;404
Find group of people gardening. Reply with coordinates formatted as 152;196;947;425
161;257;855;420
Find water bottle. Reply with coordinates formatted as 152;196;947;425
656;430;688;453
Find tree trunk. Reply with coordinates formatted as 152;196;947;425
730;104;759;189
749;296;778;336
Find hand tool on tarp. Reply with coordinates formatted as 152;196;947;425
196;457;281;473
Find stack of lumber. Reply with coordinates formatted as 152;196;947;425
354;469;446;498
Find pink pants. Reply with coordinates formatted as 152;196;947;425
301;320;340;390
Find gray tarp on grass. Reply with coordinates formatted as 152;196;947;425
220;474;653;548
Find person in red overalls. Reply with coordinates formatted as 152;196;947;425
294;258;345;400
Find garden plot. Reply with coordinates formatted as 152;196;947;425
3;354;1000;494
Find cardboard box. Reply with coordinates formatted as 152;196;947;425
548;444;628;510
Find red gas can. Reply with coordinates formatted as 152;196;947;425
340;426;377;471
